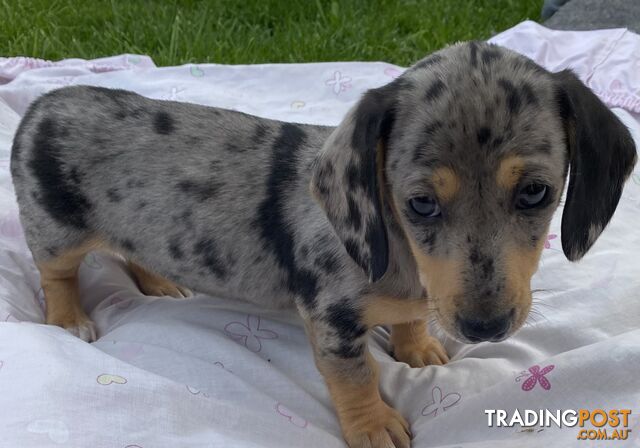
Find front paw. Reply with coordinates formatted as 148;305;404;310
47;310;97;342
341;401;411;448
392;336;449;367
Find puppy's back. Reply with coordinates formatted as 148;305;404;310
10;86;333;305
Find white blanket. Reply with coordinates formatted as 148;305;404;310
0;21;639;447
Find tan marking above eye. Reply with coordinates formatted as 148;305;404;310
496;155;526;190
431;167;460;202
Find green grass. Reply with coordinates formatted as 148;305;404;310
1;0;541;66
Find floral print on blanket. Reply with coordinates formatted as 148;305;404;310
516;364;555;391
224;314;278;353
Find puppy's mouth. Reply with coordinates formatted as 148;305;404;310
428;295;531;344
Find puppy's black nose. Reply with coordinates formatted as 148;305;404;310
458;313;512;343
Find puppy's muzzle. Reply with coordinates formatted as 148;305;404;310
456;308;515;343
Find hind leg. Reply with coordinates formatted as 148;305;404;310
38;241;98;342
128;261;192;298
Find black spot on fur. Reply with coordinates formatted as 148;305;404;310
115;110;127;120
530;235;539;247
137;200;147;209
425;79;446;102
87;150;125;168
491;136;504;150
498;79;522;114
413;54;443;71
344;238;363;270
121;239;135;252
126;178;146;189
346;195;362;231
364;220;386;278
421;231;435;250
168;238;184;259
481;46;502;65
28;119;92;229
536;139;552;154
106;188;122;203
424;120;443;136
481;258;494;279
521;83;538;106
69;167;82;185
469;247;481;265
256;123;318;308
469;41;479;67
314;161;335;196
153;111;175;135
194;238;227;278
331;342;365;359
224;141;244;153
177;179;222;201
325;299;367;358
299;245;309;259
346;162;361;191
477;127;492;146
251;122;270;149
314;251;340;274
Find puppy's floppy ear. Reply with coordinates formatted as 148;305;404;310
310;84;396;282
554;69;637;261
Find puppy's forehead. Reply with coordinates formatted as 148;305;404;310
390;42;566;174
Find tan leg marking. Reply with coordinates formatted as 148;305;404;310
391;320;449;367
317;352;411;448
127;261;192;298
38;239;103;342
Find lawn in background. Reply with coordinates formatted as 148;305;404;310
1;0;540;66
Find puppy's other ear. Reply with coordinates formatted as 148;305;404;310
554;69;637;261
310;84;397;282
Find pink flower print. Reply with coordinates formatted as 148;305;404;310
517;364;554;391
224;314;278;352
384;67;402;79
610;79;623;91
276;402;308;428
421;386;461;417
544;234;557;249
325;71;352;95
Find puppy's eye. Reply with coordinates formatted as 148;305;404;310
516;183;548;209
409;196;441;217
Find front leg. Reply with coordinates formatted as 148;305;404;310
391;320;449;367
306;318;411;448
